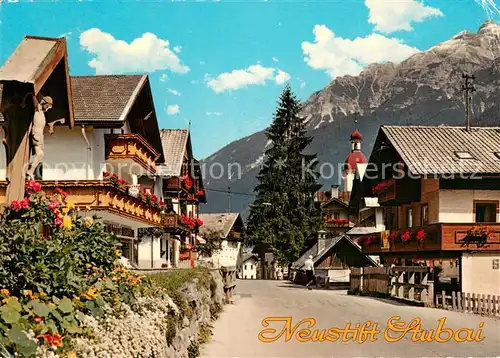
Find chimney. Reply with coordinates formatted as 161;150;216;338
330;185;339;199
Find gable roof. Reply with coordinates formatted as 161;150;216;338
0;36;74;127
71;75;146;122
241;254;258;263
292;234;378;269
378;126;500;176
157;129;190;177
320;197;348;209
199;212;241;238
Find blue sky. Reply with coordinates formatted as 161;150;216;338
0;0;497;158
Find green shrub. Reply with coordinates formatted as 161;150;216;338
0;182;119;297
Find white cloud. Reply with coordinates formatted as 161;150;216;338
298;77;306;88
167;88;182;96
274;69;291;84
301;24;420;78
205;64;290;93
272;57;279;63
173;45;183;53
206;111;223;116
160;73;169;82
167;104;180;115
365;0;443;33
80;28;189;75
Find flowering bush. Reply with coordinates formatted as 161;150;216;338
325;218;349;226
401;230;411;242
197;189;205;197
372;180;394;195
103;172;128;191
358;235;378;246
415;229;426;243
182;175;193;190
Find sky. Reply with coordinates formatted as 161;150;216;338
0;0;498;159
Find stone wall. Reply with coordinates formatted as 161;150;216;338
56;269;226;358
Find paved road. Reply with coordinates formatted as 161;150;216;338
201;280;500;357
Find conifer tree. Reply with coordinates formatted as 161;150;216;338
247;85;322;274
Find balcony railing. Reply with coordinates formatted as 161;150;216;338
372;177;420;206
360;222;500;254
105;134;160;174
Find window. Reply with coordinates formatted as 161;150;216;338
334;212;340;220
244;265;247;270
407;207;413;228
421;204;429;225
475;202;497;223
454;151;474;159
250;265;253;270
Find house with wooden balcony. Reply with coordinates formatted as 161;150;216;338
0;36;190;270
156;129;207;268
319;186;353;235
198;213;245;268
350;125;500;296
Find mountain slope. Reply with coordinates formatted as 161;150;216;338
201;21;500;219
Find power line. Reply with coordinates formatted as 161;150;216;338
204;188;256;197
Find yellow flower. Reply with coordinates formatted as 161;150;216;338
115;249;122;257
0;289;9;297
67;352;77;358
84;217;94;228
63;215;72;230
62;200;75;214
23;290;33;297
86;287;98;300
2;298;8;304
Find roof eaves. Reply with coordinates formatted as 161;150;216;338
117;74;147;123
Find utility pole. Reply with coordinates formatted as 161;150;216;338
227;186;231;213
461;73;476;131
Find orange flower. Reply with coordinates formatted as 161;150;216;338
51;333;63;347
34;317;43;323
40;292;47;297
0;289;9;297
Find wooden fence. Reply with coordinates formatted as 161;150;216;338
436;291;500;317
350;267;391;295
350;266;434;306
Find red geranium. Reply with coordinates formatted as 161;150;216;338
103;172;110;178
55;217;63;227
10;200;22;211
401;230;411;242
197;189;205;197
26;180;41;193
416;229;426;243
55;188;68;198
196;218;203;227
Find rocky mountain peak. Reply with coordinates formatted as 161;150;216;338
202;22;500;217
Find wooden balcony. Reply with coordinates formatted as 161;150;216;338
0;181;189;230
162;212;191;234
105;134;160;174
373;177;420;206
361;222;500;254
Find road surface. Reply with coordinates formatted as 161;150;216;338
201;280;500;357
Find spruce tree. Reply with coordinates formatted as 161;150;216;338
247;85;322;274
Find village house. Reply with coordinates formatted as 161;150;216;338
198;212;245;268
237;254;258;279
292;232;378;286
351;125;500;296
156;129;207;268
317;186;353;235
0;36;202;270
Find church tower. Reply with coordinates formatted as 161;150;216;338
343;116;367;196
